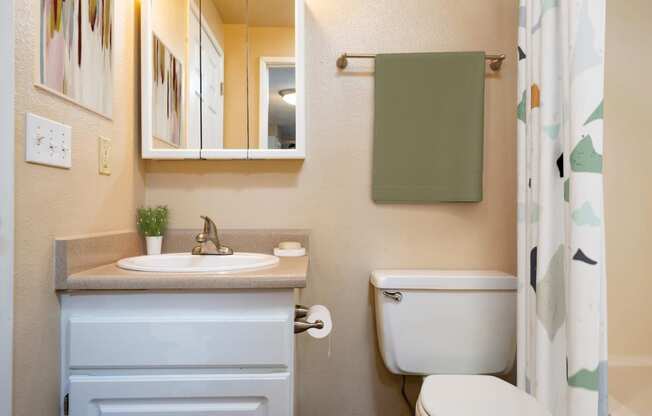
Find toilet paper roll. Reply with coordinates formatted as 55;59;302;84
306;305;332;339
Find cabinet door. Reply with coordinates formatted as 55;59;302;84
68;373;291;416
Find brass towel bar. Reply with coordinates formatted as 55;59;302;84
336;52;506;71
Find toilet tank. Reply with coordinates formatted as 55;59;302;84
371;270;517;376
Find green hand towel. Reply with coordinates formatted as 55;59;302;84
372;52;485;203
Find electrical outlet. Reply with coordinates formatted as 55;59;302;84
99;137;111;175
25;113;72;168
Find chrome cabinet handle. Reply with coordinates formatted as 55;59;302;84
382;290;403;302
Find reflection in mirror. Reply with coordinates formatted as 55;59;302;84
260;59;296;149
150;0;195;150
248;0;296;150
143;0;301;159
200;0;248;152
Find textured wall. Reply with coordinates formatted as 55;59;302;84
604;0;652;358
12;1;145;415
145;1;518;414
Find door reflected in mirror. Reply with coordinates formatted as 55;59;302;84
260;59;296;149
200;0;248;153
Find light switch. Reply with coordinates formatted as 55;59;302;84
99;136;111;175
25;113;72;169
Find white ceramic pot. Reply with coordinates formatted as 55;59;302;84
145;236;163;255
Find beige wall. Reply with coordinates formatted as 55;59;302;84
151;0;188;62
201;0;226;48
12;1;145;415
604;0;652;358
145;1;518;414
223;24;249;148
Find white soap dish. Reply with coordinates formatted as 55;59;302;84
274;241;306;257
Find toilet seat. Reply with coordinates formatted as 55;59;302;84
416;375;551;416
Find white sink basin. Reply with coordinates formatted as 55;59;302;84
117;252;280;273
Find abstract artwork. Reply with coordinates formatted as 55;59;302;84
152;35;183;147
40;0;114;118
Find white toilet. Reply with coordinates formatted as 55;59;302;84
371;270;551;416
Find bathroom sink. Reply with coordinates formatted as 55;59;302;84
117;252;280;273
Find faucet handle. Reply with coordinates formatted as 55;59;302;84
195;232;208;243
195;216;211;244
216;246;234;255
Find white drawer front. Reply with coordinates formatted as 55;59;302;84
68;318;291;369
69;373;291;416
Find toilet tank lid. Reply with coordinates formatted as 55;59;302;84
370;270;517;290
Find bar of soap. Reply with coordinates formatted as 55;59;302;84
279;241;301;250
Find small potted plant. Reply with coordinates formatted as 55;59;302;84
137;206;169;255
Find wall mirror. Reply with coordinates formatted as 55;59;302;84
141;0;305;160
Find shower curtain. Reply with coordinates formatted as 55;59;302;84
516;1;607;415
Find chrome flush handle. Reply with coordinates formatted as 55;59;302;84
382;290;403;303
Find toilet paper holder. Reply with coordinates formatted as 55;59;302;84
294;304;325;334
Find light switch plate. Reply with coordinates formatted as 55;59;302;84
98;136;111;175
25;113;72;168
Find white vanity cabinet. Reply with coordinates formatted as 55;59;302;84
59;290;296;416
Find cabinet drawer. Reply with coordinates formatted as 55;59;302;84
68;373;291;416
67;318;291;369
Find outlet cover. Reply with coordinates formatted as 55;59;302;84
99;136;111;175
25;113;72;168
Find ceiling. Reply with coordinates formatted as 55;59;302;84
210;0;294;27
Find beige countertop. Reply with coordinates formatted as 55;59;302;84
59;256;309;291
54;229;310;291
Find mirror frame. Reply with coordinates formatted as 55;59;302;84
141;0;306;160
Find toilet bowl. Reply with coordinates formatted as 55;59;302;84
370;270;550;416
415;375;550;416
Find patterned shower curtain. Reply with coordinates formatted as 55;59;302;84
516;0;607;415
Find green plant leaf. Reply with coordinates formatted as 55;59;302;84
137;206;169;237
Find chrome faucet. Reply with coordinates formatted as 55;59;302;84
191;216;234;255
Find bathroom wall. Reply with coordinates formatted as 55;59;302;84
145;0;518;414
151;1;188;66
12;1;145;415
604;0;652;360
201;0;226;47
223;24;249;148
